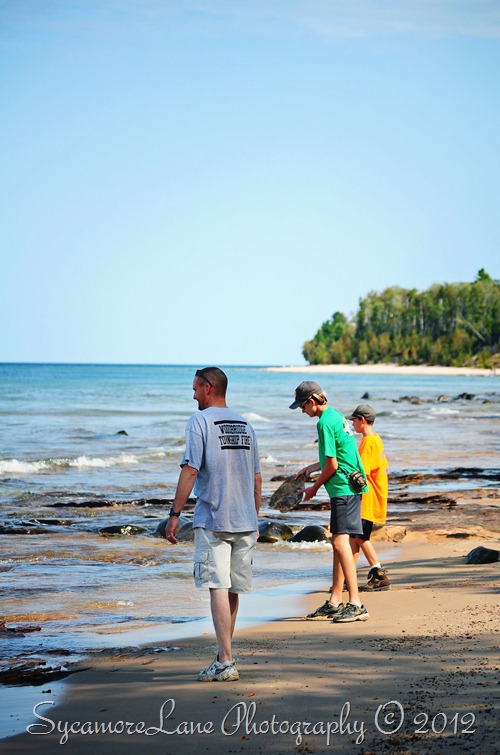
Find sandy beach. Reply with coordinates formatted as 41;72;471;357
268;364;496;377
4;528;498;755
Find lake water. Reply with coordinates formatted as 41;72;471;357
1;363;498;676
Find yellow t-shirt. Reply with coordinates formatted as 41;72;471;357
358;433;388;524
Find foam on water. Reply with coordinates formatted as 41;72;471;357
0;454;140;475
242;411;271;423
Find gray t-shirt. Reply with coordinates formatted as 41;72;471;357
181;406;260;532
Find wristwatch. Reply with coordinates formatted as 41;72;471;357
169;508;180;517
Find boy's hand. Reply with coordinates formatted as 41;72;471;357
299;486;317;502
294;466;310;480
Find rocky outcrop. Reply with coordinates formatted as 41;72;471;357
465;546;499;564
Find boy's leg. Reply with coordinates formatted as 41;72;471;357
332;533;360;606
330;547;344;607
349;536;361;564
360;539;380;568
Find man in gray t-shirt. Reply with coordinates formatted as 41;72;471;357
165;367;262;682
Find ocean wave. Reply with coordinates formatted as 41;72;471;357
0;454;139;475
260;454;279;464
427;406;460;415
242;412;271;423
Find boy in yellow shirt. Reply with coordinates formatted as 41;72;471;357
347;405;390;591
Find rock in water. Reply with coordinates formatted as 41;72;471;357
290;525;329;543
154;516;193;540
258;521;294;543
99;524;148;536
268;474;308;511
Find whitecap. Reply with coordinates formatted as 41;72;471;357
260;454;278;464
68;454;138;469
242;412;271;423
0;453;139;475
0;459;51;475
428;406;460;416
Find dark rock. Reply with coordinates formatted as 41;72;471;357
290;525;329;543
390;493;457;507
0;660;84;686
0;621;42;637
51;500;119;508
361;392;370;399
455;392;475;400
99;525;148;536
115;430;128;436
269;474;308;511
258;521;293;543
177;519;195;541
465;546;499;564
0;525;47;535
50;497;179;508
448;468;500;480
399;395;426;405
154;516;193;540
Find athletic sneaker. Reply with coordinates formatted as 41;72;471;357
359;567;390;592
198;655;239;682
332;603;369;623
305;601;344;620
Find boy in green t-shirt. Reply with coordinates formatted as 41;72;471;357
290;381;369;623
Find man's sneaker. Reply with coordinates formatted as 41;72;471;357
305;600;344;620
359;567;390;592
332;603;369;623
198;656;239;682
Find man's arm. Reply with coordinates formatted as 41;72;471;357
254;472;262;515
165;463;198;544
301;456;338;501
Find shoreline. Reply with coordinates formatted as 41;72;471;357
2;531;500;755
3;533;498;754
267;363;496;376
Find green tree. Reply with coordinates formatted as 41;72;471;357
302;272;499;366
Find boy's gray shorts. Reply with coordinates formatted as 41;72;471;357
330;495;363;537
193;527;257;593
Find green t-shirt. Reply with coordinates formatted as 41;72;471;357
317;406;368;498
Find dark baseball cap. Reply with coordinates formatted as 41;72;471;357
347;404;376;423
289;381;323;410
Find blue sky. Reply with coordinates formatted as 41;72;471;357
1;1;499;366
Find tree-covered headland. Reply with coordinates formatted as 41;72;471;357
303;270;499;368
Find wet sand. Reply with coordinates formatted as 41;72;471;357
3;530;499;755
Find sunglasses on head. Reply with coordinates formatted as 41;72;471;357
195;369;213;387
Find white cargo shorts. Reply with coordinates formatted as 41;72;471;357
193;527;257;593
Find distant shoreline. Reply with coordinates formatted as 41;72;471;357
267;363;496;377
